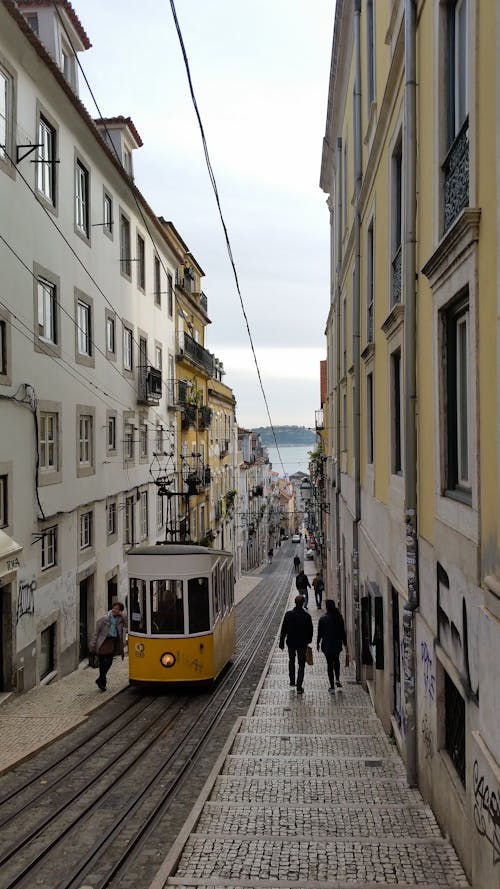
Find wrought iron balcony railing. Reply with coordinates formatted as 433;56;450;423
138;365;162;404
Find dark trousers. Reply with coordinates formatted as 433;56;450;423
97;654;114;688
324;651;341;687
287;645;306;689
314;588;323;607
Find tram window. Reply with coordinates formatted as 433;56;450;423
213;566;220;617
188;576;210;634
151;579;184;634
130;579;146;633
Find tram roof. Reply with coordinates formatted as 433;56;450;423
127;543;231;558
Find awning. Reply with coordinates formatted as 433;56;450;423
0;530;23;579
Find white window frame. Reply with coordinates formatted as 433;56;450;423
154;255;161;306
140;491;148;540
103;191;113;235
37;278;57;344
37;116;55;203
75;159;89;236
77;299;91;356
80;511;93;550
79;415;92;465
123;326;133;372
106;315;115;354
107;415;116;452
140;423;148;459
155;344;162;371
137;233;145;290
39;412;58;472
107;500;116;536
41;526;57;570
120;213;131;277
0;67;13;165
156;491;164;529
0;474;7;528
156;425;164;453
125;494;135;544
124;423;135;462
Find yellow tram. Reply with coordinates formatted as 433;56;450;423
126;543;235;686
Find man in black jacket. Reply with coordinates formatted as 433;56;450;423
295;569;311;608
317;599;348;694
279;595;313;694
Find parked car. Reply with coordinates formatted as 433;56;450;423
305;549;314;560
291;534;301;543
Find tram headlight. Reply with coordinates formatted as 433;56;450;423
160;651;176;668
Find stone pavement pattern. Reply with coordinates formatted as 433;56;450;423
150;590;470;889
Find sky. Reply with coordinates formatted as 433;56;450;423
78;0;334;429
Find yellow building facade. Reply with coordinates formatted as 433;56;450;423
320;3;499;886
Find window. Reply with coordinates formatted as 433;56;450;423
79;415;92;465
343;140;348;230
0;474;7;528
167;354;175;405
391;587;401;726
167;272;173;317
80;511;93;550
107;500;117;536
448;0;468;145
444;671;466;786
0;67;13;164
140;423;148;459
367;372;374;464
157;492;164;529
61;40;76;87
37;116;56;204
342;297;347;375
124;495;135;544
156;425;164;453
123;147;133;176
26;13;39;34
367;0;375;105
76;299;92;356
106;314;115;355
123;326;133;371
391;349;402;474
188;576;210;633
155;345;162;371
39;412;58;472
75;159;89;236
137;234;145;290
391;137;403;305
41;526;57;570
139;491;148;540
367;220;374;342
37;278;57;344
103;191;113;235
149;579;184;635
445;295;471;496
342;391;347;451
107;415;116;452
0;318;7;375
124;423;135;462
154;255;161;306
120;214;131;276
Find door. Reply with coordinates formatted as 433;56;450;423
107;575;118;611
79;578;89;661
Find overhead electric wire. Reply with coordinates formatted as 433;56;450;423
169;0;286;476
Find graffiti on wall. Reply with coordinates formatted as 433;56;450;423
16;578;36;623
420;640;435;701
421;713;433;760
437;563;479;698
473;759;500;865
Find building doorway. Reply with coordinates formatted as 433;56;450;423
79;576;93;661
107;575;118;611
0;582;12;691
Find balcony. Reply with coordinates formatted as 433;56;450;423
198;405;213;430
138;365;162;404
175;267;194;295
181;404;197;429
443;119;469;233
178;333;215;376
315;409;324;431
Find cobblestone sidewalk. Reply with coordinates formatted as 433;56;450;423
149;589;470;889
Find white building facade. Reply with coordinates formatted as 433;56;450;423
0;1;179;691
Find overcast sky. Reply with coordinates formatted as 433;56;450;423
78;0;334;429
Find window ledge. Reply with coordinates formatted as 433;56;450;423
381;303;404;340
421;208;481;290
361;341;375;363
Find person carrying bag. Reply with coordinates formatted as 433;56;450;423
89;601;126;692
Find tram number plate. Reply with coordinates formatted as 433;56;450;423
134;642;145;658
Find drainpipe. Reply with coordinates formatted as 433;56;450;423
352;0;362;681
403;0;419;788
335;137;343;602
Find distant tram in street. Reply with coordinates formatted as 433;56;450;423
126;543;235;686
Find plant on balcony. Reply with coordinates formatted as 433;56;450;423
254;484;264;497
200;529;216;547
225;489;237;507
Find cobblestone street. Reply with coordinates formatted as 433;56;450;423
149;588;470;889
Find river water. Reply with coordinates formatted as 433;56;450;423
266;444;313;478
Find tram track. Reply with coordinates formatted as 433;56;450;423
0;557;293;889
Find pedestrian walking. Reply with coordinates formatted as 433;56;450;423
295;569;311;608
268;547;274;564
279;594;313;694
89;601;127;691
293;554;301;574
312;571;325;608
316;599;348;694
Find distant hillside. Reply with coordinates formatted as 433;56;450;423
253;425;316;446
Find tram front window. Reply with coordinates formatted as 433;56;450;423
188;576;210;634
130;579;146;633
151;579;184;634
